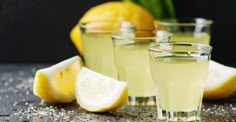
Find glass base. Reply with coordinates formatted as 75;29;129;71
126;96;156;106
157;109;201;122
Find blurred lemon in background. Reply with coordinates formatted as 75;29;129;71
70;1;155;56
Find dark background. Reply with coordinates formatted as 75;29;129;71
0;0;235;66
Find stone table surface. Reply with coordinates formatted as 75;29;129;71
0;64;236;122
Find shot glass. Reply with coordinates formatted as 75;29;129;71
112;30;171;106
149;42;212;121
156;18;213;45
79;20;135;79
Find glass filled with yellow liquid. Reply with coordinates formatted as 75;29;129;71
112;30;171;106
149;42;212;121
156;18;213;44
80;21;135;79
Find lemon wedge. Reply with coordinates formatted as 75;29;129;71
33;56;83;103
75;67;128;112
204;60;236;99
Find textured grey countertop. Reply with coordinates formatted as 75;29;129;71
0;64;236;122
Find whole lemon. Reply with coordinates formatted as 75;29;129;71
70;1;155;56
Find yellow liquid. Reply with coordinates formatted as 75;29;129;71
81;33;117;79
172;33;210;44
150;57;209;111
115;44;155;97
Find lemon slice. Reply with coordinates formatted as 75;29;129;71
75;67;128;112
33;56;83;103
204;60;236;99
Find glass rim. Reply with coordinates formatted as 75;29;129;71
79;20;136;30
112;30;172;40
157;18;213;26
149;42;212;53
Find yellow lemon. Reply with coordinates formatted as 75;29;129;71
33;56;83;103
70;1;155;56
75;67;128;112
204;60;236;99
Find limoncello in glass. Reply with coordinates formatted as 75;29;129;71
81;33;117;78
172;32;210;44
149;43;212;121
114;43;154;97
157;18;213;44
151;58;209;111
80;21;135;79
112;30;171;106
